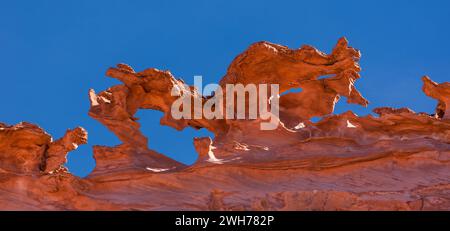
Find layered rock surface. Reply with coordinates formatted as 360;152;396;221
0;38;449;210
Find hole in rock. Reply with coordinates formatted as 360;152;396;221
65;144;95;178
280;87;302;96
310;116;322;123
318;74;334;80
333;96;372;116
136;110;214;165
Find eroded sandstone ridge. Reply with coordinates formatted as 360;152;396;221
1;38;449;210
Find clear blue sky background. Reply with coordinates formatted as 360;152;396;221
1;0;449;177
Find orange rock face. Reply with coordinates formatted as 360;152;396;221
1;38;449;210
0;123;87;174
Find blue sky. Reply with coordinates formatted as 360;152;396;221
1;0;449;177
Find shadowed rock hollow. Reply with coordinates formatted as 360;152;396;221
0;38;449;210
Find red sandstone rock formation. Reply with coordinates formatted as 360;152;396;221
422;75;450;119
0;38;449;210
0;123;87;174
